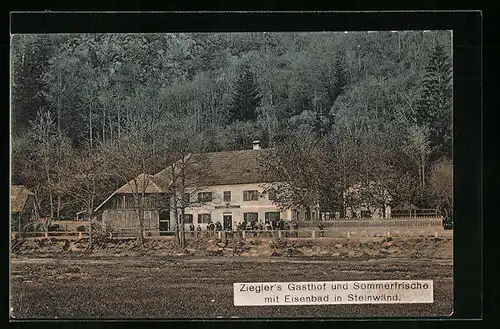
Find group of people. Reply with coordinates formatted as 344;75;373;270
188;222;223;238
188;222;224;232
185;218;321;239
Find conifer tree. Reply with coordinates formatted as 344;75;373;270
416;43;452;158
230;65;262;122
327;53;349;108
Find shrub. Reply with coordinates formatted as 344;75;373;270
47;224;61;231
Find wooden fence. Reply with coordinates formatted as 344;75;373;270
299;217;443;228
11;231;89;240
11;217;447;241
11;227;451;241
391;209;439;218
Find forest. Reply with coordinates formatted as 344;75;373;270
10;31;453;223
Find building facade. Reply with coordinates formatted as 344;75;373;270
180;182;318;231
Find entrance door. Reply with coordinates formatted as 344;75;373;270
223;215;233;231
159;210;170;235
159;221;170;234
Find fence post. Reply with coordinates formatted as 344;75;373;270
312;230;315;239
218;231;221;240
387;231;391;238
434;231;438;238
109;232;113;239
278;230;282;238
44;231;48;238
347;231;350;239
242;230;246;239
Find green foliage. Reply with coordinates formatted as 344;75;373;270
10;31;453;215
229;65;262;122
11;35;60;135
416;42;452;158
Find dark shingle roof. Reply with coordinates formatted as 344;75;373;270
154;148;272;187
198;148;271;186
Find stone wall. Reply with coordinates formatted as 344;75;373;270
11;236;453;260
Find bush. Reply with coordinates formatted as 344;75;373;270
88;222;111;243
22;221;45;232
47;224;61;231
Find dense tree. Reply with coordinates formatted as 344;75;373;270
229;65;262;122
10;31;453;221
416;42;452;159
11;35;60;135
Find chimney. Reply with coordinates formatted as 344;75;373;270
252;140;261;150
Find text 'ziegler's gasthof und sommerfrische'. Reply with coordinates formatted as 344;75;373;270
233;280;433;306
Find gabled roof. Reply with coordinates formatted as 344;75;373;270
94;173;164;212
11;185;34;213
114;173;164;194
205;148;270;185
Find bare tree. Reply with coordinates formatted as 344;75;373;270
25;111;73;233
259;129;327;217
61;146;112;249
155;115;217;247
100;113;167;245
158;153;217;247
405;124;432;189
428;158;453;218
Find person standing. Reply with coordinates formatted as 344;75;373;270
265;221;272;237
318;221;325;237
257;222;263;238
189;223;195;238
208;222;215;237
292;221;299;237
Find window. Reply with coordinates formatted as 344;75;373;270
265;212;280;223
197;192;213;202
198;214;212;224
268;190;277;201
243;190;259;201
180;214;193;224
244;212;259;224
223;191;231;202
182;193;190;204
125;194;135;209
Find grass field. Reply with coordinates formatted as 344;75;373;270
10;256;452;319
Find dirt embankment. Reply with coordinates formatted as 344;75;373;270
11;236;453;260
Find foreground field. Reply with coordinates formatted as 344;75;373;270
10;255;452;319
